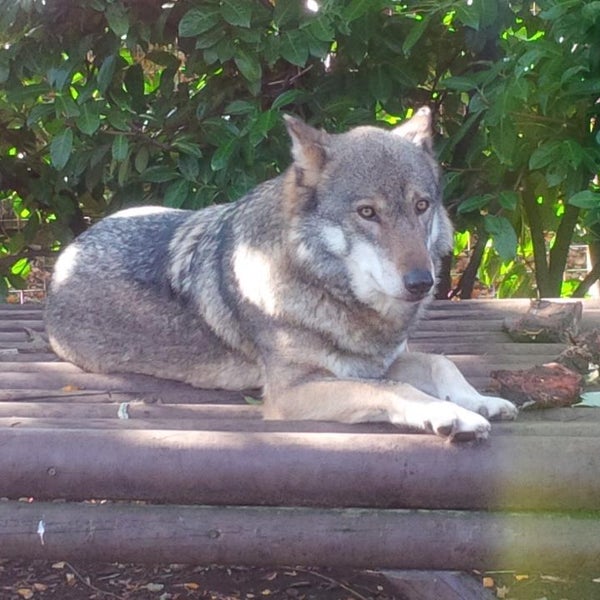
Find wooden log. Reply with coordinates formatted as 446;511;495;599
0;387;253;404
4;415;600;437
2;429;600;510
1;501;600;571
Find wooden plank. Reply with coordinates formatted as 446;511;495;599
0;401;598;423
383;570;496;600
2;429;600;510
2;501;600;571
3;416;600;437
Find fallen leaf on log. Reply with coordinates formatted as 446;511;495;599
490;363;584;408
556;328;600;375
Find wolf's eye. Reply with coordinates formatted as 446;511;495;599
415;199;430;214
357;206;377;220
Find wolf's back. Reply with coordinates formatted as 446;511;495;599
44;203;264;388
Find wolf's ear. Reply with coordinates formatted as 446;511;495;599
284;115;328;186
393;106;433;154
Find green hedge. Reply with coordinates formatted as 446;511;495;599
0;0;599;297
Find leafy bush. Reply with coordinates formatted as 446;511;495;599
0;0;599;298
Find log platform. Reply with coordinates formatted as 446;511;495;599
1;299;600;599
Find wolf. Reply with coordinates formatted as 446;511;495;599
45;107;517;441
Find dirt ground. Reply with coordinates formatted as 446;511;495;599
2;561;600;600
0;562;401;600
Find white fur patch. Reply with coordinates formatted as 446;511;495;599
51;244;80;290
427;211;439;250
321;225;348;255
108;206;173;219
233;244;278;315
346;240;402;305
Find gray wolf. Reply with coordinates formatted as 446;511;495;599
45;107;517;441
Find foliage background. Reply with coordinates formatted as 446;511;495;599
0;0;599;298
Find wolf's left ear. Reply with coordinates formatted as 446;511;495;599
284;115;328;187
393;106;433;154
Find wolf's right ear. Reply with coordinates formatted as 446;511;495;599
393;106;434;154
284;115;328;187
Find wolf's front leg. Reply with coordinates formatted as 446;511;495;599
263;378;493;441
386;351;518;421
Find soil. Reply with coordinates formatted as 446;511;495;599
0;562;400;600
2;561;600;600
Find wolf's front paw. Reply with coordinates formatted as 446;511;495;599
421;402;491;442
473;395;518;421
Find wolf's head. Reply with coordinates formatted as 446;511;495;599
283;108;453;316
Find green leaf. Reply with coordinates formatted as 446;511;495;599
134;146;150;173
211;138;238;171
575;391;600;408
244;395;263;405
308;16;335;42
498;191;519;212
97;54;117;94
443;76;478;91
142;166;180;183
457;195;492;214
483;215;518;262
55;94;81;118
224;100;256;115
272;89;305;110
75;103;101;136
369;65;392;102
568;190;599;209
27;103;55;126
280;31;309;67
105;3;130;37
50;128;74;170
178;153;199;181
234;48;262;83
249;110;277;146
172;140;203;158
194;27;226;49
178;7;221;37
124;64;145;112
220;0;252;27
164;178;191;208
112;134;129;161
344;0;373;22
529;142;560;170
273;0;301;27
402;15;431;56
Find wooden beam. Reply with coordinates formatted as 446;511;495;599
1;501;599;571
2;429;600;510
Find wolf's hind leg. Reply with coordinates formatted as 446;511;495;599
387;352;518;421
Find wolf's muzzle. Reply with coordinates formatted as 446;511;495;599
403;268;434;299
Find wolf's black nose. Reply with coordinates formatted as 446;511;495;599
403;269;434;297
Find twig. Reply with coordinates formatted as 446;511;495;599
65;562;125;600
294;567;371;600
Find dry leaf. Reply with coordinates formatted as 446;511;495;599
482;576;494;588
17;589;33;599
496;585;510;599
184;582;199;590
65;572;75;585
52;561;66;569
61;384;82;392
146;583;165;592
33;583;48;591
515;574;530;582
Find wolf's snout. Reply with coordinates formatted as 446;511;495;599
403;268;434;297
